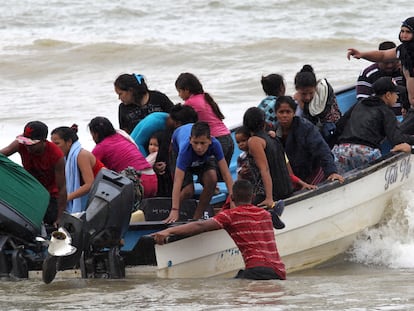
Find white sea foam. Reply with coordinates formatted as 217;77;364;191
350;184;414;268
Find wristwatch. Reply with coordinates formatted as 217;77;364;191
411;145;414;154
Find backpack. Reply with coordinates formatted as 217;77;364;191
119;166;144;212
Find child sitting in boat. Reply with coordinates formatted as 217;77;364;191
145;131;161;166
164;121;233;222
153;179;286;280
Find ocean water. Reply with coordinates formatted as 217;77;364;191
1;1;414;309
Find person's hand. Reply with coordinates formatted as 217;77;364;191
327;173;344;183
347;48;361;60
152;230;170;245
257;198;275;209
299;181;317;190
164;209;179;223
391;143;411;154
154;161;166;175
268;130;276;138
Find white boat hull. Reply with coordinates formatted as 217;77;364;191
156;153;413;278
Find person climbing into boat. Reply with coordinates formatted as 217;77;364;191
165;121;233;222
294;64;342;147
257;73;286;129
242;107;293;208
175;72;234;167
274;96;344;187
332;76;414;174
153;179;286;280
153;103;199;198
51;124;105;214
88;116;158;198
115;73;174;134
355;41;404;116
0;121;66;227
347;16;414;107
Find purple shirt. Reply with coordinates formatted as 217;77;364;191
92;132;151;172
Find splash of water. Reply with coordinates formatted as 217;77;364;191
349;187;414;268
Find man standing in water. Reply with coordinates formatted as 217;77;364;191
153;179;286;280
0;121;66;227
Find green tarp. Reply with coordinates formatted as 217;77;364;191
0;154;49;229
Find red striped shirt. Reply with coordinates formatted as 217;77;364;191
213;204;286;279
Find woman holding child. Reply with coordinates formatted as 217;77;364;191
242;107;293;208
88;116;158;198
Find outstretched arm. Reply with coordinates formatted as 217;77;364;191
0;140;19;156
152;219;221;245
347;47;397;62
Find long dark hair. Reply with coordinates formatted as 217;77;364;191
114;73;149;105
175;72;225;120
88;117;116;143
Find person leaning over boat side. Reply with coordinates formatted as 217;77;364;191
257;73;286;129
51;124;105;214
0;121;66;227
347;17;414;107
175;72;234;167
355;41;404;116
274;96;344;187
115;73;174;134
153;179;286;280
332;77;414;175
243;107;293;209
293;64;342;148
88;116;158;198
165;121;233;223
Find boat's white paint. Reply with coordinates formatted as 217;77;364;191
155;153;414;278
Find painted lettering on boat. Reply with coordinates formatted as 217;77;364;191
384;156;411;190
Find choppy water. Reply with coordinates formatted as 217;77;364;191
1;1;414;309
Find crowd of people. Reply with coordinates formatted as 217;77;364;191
1;17;414;280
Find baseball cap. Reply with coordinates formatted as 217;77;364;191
372;77;399;96
16;121;48;145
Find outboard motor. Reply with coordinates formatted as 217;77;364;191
79;169;134;279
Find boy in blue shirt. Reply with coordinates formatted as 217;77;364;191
165;121;233;222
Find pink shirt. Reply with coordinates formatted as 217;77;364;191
185;94;230;137
92;133;151;173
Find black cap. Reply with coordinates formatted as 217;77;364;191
402;17;414;33
373;77;398;96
